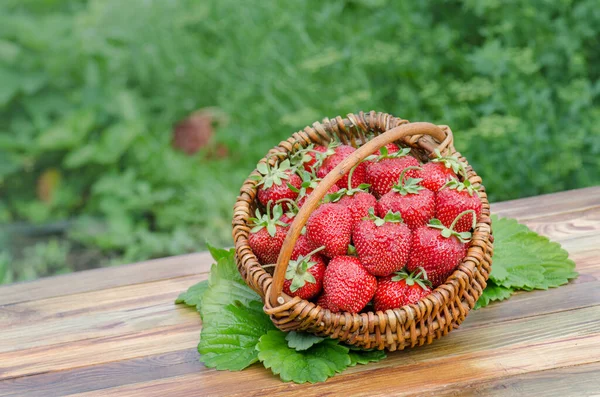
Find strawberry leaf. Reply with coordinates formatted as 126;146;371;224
257;330;351;383
488;215;578;291
206;242;236;262
285;331;325;351
474;281;514;309
347;346;387;366
200;249;261;320
199;300;276;371
175;279;208;311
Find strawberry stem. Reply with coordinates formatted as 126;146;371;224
449;209;477;232
276;198;300;214
391;166;424;196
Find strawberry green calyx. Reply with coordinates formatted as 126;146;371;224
249;203;288;237
391;269;432;289
347;244;357;256
251;159;294;189
443;179;480;197
288;170;318;196
276;198;300;218
363;207;404;226
391;166;424;196
285;246;326;292
428;209;477;243
431;149;466;178
366;146;411;162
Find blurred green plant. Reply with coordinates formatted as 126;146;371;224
0;0;598;282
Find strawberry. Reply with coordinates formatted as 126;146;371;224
353;209;412;277
373;269;432;311
366;148;420;198
316;291;334;311
323;256;377;313
372;143;401;156
417;149;465;192
338;191;377;227
436;179;482;233
252;159;302;210
325;162;377;228
283;246;327;300
306;203;353;258
292;233;315;258
248;204;289;265
317;145;368;189
376;168;435;230
406;211;476;287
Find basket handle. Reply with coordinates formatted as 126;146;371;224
268;122;448;307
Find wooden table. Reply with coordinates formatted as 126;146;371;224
1;187;599;396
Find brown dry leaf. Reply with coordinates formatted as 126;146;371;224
172;107;229;156
37;168;61;203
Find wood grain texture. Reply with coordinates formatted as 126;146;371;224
0;252;213;306
0;186;598;396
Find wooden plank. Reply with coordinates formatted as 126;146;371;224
428;361;600;397
0;288;203;354
0;324;200;380
0;349;203;397
0;252;213;306
4;305;599;396
0;274;207;331
491;186;600;220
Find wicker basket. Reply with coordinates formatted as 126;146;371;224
232;111;493;351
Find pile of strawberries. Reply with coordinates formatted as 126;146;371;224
249;141;482;313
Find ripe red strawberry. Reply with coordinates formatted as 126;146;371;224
406;211;476;287
371;143;401;156
283;246;327;300
376;169;435;230
373;269;432;311
417;149;465;192
316;291;334;311
248;204;289;265
253;159;302;210
292;233;315;258
306;203;352;258
323;256;377;313
436;179;482;233
353;209;412;277
366;148;421;198
317;145;368;189
337;191;377;227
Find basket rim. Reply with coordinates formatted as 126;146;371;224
232;111;492;349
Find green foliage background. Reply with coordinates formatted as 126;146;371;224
1;0;599;283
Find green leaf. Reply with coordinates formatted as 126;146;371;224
285;331;325;351
474;281;514;309
199;300;276;371
175;280;209;310
200;249;261;320
206;242;235;262
257;330;351;384
347;347;387;366
490;215;578;290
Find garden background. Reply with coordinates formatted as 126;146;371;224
1;0;599;284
